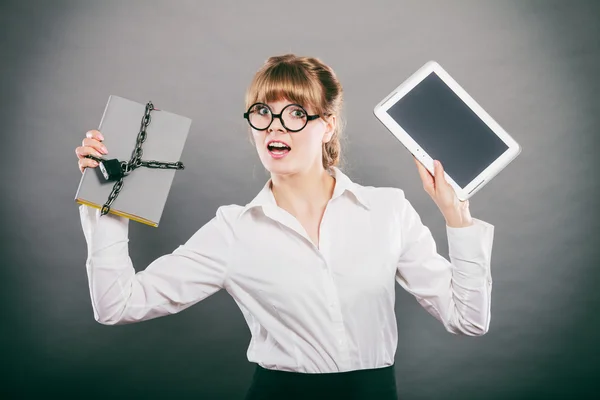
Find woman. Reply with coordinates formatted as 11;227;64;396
75;54;494;399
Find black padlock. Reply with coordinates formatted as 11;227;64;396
99;158;124;181
85;155;124;181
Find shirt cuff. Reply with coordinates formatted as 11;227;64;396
79;204;130;257
446;218;495;283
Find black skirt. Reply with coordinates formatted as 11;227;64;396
244;363;398;400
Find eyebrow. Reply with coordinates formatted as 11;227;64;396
266;103;308;113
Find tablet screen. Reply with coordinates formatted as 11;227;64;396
386;72;508;188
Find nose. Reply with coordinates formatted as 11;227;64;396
267;114;286;133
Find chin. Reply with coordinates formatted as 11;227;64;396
263;162;297;176
260;152;298;175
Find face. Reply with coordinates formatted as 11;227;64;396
250;98;335;176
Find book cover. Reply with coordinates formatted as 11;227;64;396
74;95;192;227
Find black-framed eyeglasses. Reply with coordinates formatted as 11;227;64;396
243;102;320;132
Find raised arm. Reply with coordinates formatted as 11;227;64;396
79;204;234;325
394;189;495;336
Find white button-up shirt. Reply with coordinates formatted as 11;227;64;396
79;166;495;373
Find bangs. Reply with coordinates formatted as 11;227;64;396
245;61;324;114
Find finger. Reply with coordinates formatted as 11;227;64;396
81;137;108;155
86;129;104;141
78;157;99;173
75;144;105;160
433;160;447;187
414;156;434;193
414;157;433;186
414;156;432;178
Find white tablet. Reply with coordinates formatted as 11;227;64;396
373;61;521;201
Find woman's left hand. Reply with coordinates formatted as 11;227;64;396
413;156;473;228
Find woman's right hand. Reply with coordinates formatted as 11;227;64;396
75;130;109;174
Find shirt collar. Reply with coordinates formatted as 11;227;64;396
240;166;370;217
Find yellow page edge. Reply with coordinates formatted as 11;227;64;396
75;198;158;227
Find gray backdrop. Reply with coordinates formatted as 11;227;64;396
1;0;598;399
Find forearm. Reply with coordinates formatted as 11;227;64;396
444;218;495;335
80;204;134;325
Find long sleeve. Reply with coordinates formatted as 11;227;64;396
79;204;233;325
393;189;495;336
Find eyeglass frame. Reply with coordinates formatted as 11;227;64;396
243;102;320;133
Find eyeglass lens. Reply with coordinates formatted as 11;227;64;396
248;104;308;131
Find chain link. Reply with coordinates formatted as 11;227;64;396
100;101;185;216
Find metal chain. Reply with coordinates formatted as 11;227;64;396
100;101;185;216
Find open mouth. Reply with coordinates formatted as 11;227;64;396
267;141;291;157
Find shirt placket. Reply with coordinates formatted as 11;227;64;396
320;262;351;370
262;202;352;370
318;208;352;371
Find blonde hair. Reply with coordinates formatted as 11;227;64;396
245;54;345;170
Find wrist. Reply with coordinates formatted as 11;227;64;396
443;206;474;228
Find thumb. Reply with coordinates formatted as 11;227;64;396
433;160;447;189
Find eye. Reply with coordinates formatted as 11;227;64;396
289;107;306;118
252;104;270;115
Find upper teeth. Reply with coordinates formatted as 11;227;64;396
270;142;287;148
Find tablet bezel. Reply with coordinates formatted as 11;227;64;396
373;60;521;201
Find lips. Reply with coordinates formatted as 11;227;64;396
266;140;291;150
266;140;291;159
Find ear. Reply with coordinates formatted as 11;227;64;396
322;115;336;143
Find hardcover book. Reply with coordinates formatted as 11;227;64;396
74;95;192;227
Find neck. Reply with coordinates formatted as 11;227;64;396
270;163;335;215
